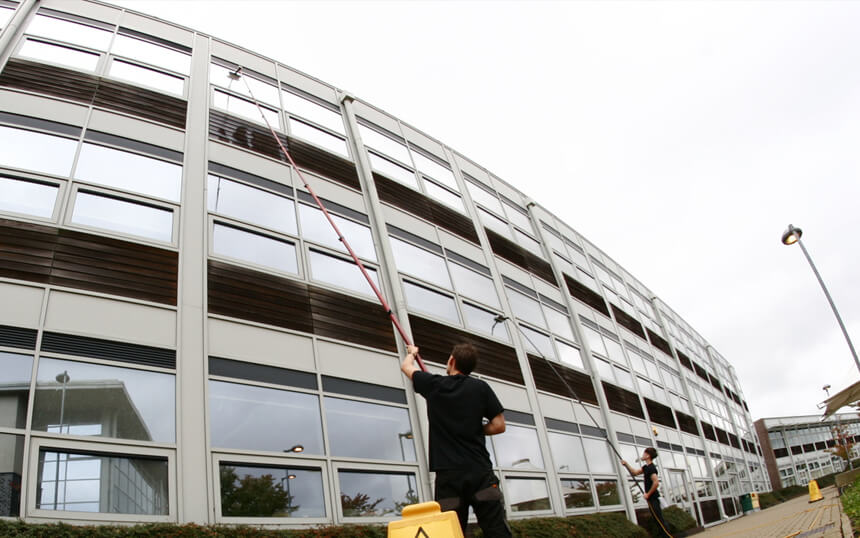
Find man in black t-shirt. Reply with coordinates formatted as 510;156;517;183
623;447;668;537
401;342;512;537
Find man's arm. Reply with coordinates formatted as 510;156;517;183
621;461;644;476
484;412;506;435
401;345;421;380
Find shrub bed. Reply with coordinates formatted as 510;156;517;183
840;476;860;532
0;521;388;537
472;511;649;537
639;506;697;537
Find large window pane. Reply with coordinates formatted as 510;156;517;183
37;449;168;514
389;237;450;289
71;191;173;242
506;477;550;513
582;437;614;474
507;289;545;328
478;208;512;240
0;6;15;29
75;143;182;202
213;89;280;126
582;324;606;356
18;39;100;71
594;358;614;382
557;340;584;370
32;357;175;443
111;34;190;75
515;229;544;257
26;14;113;50
109;59;184;95
339;470;416;517
543;306;574;341
0;353;33;429
289;120;349;158
403;281;460;325
504;203;533;234
209;380;323;455
219;463;325;518
561;478;593;508
299;204;375;261
462;303;509;342
548;432;588;474
324;397;415;461
210;63;279;106
368;153;418;189
0;126;77;177
492;424;544;469
424;181;463;212
213;223;298;274
465;182;503;214
357;124;411;164
519;325;555;359
0;177;57;218
410;151;457;191
594;479;620;506
282;91;345;134
0;433;24;516
449;263;499;308
209;175;297;235
309;250;379;297
604;336;625;363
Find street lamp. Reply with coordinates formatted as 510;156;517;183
284;444;304;453
53;370;70;510
281;473;296;513
781;224;860;374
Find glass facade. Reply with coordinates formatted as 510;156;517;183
0;0;765;529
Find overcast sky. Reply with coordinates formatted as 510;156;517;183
110;0;860;421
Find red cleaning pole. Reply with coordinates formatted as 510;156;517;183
231;68;426;372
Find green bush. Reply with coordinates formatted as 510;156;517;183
840;477;860;531
471;511;648;537
0;521;388;537
639;505;697;537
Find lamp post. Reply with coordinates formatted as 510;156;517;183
824;384;852;470
781;224;860;374
53;370;70;510
398;432;415;498
281;473;296;513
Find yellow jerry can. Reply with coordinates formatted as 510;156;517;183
387;501;464;538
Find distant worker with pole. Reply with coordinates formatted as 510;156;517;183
401;343;512;537
623;447;668;537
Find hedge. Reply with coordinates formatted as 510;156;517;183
640;506;697;537
472;511;649;537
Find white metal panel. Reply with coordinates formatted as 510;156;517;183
211;39;277;78
538;393;576;422
316;339;402;388
208;317;314;371
88;109;185;151
0;282;44;328
0;89;88;127
486;378;530;413
208;142;294;188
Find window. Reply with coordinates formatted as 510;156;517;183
210;63;279;106
289;119;349;158
514;229;543;257
358;124;411;165
503;202;532;233
389;237;451;289
108;59;184;95
548;432;588;474
462;302;509;342
213;89;280;126
403;281;459;324
209;380;323;454
492;424;544;469
309;249;379;297
219;463;326;518
557;340;584;370
18;39;100;71
581;323;606;356
449;262;499;308
0;6;15;29
519;325;555;359
613;366;634;390
324;397;415;461
212;223;298;274
0;433;23;516
299;204;375;261
75;143;182;202
561;478;593;508
36;449;168;514
0;352;33;429
505;477;550;512
71;191;173;242
338;469;416;518
32;357;175;443
0;176;58;219
111;33;190;75
368;153;418;189
543;306;574;341
0;125;77;177
478;208;512;239
26;13;113;50
409;150;457;191
208;175;297;235
423;180;463;212
282;90;344;134
466;181;504;214
582;437;614;474
507;289;545;329
593;479;620;506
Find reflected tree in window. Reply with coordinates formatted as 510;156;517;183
340;491;386;517
220;466;296;517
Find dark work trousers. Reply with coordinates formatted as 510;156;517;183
648;496;669;537
435;469;512;537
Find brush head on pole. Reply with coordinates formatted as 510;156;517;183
228;67;243;80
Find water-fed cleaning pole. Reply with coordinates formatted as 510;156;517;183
229;67;426;371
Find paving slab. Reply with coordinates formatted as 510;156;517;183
698;486;849;538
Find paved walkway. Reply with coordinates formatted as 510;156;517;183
698;486;852;538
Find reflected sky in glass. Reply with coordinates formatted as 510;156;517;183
462;303;509;342
0;126;77;177
390;237;451;289
548;431;588;474
72;192;173;242
213;223;298;274
210;63;279;106
491;424;543;469
338;470;415;517
424;181;463;213
282;90;345;134
449;263;499;309
403;281;460;325
19;39;100;71
557;340;583;370
357;124;411;165
0;177;57;218
507;290;545;329
209;175;297;235
409;150;457;191
582;437;614;474
543;306;574;341
220;464;326;518
109;59;184;95
26;14;113;50
0;352;33;428
289;119;349;158
112;34;191;75
309;249;379;297
75;143;182;202
299;204;376;261
466;182;503;215
519;325;554;359
505;477;550;512
325;396;415;461
368;153;418;188
213;89;280;126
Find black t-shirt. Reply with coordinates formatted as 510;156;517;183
643;463;660;499
412;371;504;472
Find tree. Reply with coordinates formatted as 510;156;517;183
340;491;387;517
220;466;298;517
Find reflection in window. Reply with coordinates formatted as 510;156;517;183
561;478;593;508
594;479;620;506
32;357;175;443
71;191;173;242
604;336;625;363
403;281;460;325
506;477;550;512
299;204;376;261
109;59;184;95
213;223;297;274
478;208;512;239
209;380;323;454
357;124;411;164
0;125;77;177
18;39;100;71
515;229;544;257
309;250;379;296
504;203;532;233
0;177;58;218
219;463;325;518
289;120;349;158
594;359;614;382
507;289;546;329
582;437;614;474
465;182;503;214
581;324;606;356
520;325;555;359
111;34;190;75
614;366;634;390
0;353;33;429
26;14;113;50
557;340;584;370
462;303;509;342
389;237;450;289
324;397;415;461
75;143;182;202
37;449;168;514
0;7;15;29
338;470;416;517
213;89;280;126
492;424;544;469
409;150;457;191
449;263;499;308
543;306;574;341
210;63;279;106
208;175;297;235
282;91;345;134
368;153;418;189
548;432;588;474
424;181;463;212
0;433;23;516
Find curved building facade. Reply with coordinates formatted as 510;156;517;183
0;0;766;528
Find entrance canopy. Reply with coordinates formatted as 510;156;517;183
822;379;860;419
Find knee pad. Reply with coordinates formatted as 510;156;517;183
438;496;461;512
474;483;503;503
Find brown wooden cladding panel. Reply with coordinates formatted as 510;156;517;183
288;137;361;191
529;355;598;405
693;362;709;381
645;328;672;356
708;373;722;392
0;59;187;129
208;260;396;352
700;421;717;441
601;381;645;419
373;173;480;244
643;397;676;429
728;432;741;449
715;427;730;445
485;229;556;285
210;110;288;162
610;304;646;340
676;349;694;371
675;410;699;435
408;315;522;385
563;274;610;317
0;219;177;305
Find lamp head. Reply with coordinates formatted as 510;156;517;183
285;444;304;453
781;224;802;245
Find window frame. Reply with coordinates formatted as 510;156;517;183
0;173;65;223
332;461;422;524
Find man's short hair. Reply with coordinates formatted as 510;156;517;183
451;342;479;375
645;447;658;460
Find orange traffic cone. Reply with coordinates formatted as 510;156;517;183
808;479;823;503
